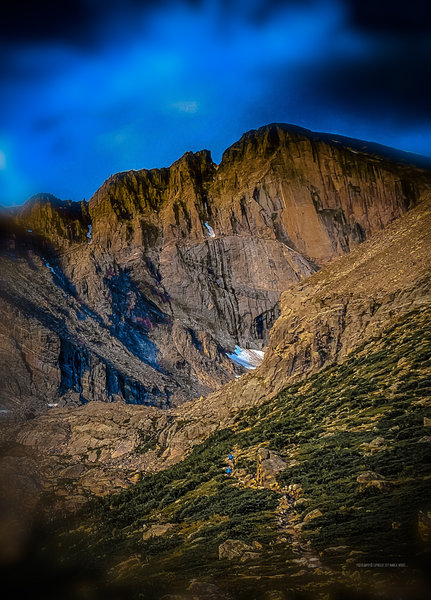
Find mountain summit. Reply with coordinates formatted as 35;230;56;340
1;123;430;416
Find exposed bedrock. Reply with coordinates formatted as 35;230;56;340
2;194;430;512
149;192;431;468
1;177;430;512
2;123;431;412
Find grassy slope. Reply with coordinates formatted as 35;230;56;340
31;303;430;599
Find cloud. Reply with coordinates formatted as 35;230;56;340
0;1;430;205
171;101;198;114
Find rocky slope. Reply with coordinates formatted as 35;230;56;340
2;124;431;413
2;188;430;519
145;189;431;465
3;292;430;600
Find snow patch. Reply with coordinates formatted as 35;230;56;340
87;224;92;242
227;345;264;370
204;222;215;237
47;403;58;408
42;258;55;274
27;229;32;233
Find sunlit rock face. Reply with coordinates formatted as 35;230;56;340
139;190;431;475
2;123;431;413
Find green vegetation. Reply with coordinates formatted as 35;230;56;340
134;426;159;454
26;307;431;598
235;307;431;565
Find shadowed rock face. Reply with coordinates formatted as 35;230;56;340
1;123;431;413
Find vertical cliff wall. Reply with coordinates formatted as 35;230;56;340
2;123;430;412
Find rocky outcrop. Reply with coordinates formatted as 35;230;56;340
2;124;430;414
0;253;223;414
302;509;323;523
0;402;162;512
253;191;431;395
142;523;173;540
218;538;261;561
14;193;90;249
356;471;393;492
256;447;287;487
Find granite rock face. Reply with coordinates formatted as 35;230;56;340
2;124;430;414
144;191;431;469
2;189;430;513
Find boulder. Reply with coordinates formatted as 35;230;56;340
143;523;173;540
303;509;323;523
218;539;257;561
256;448;287;487
288;483;302;493
356;471;392;491
356;471;386;483
359;437;387;454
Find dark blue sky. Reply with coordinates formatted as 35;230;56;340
1;0;431;205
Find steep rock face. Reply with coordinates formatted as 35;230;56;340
15;193;90;249
0;252;238;414
147;191;431;467
80;125;431;349
2;124;431;412
1;192;431;511
259;191;431;393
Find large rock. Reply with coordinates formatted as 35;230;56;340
143;523;173;540
303;509;323;523
359;437;388;455
356;471;393;491
218;538;259;561
256;447;287;487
